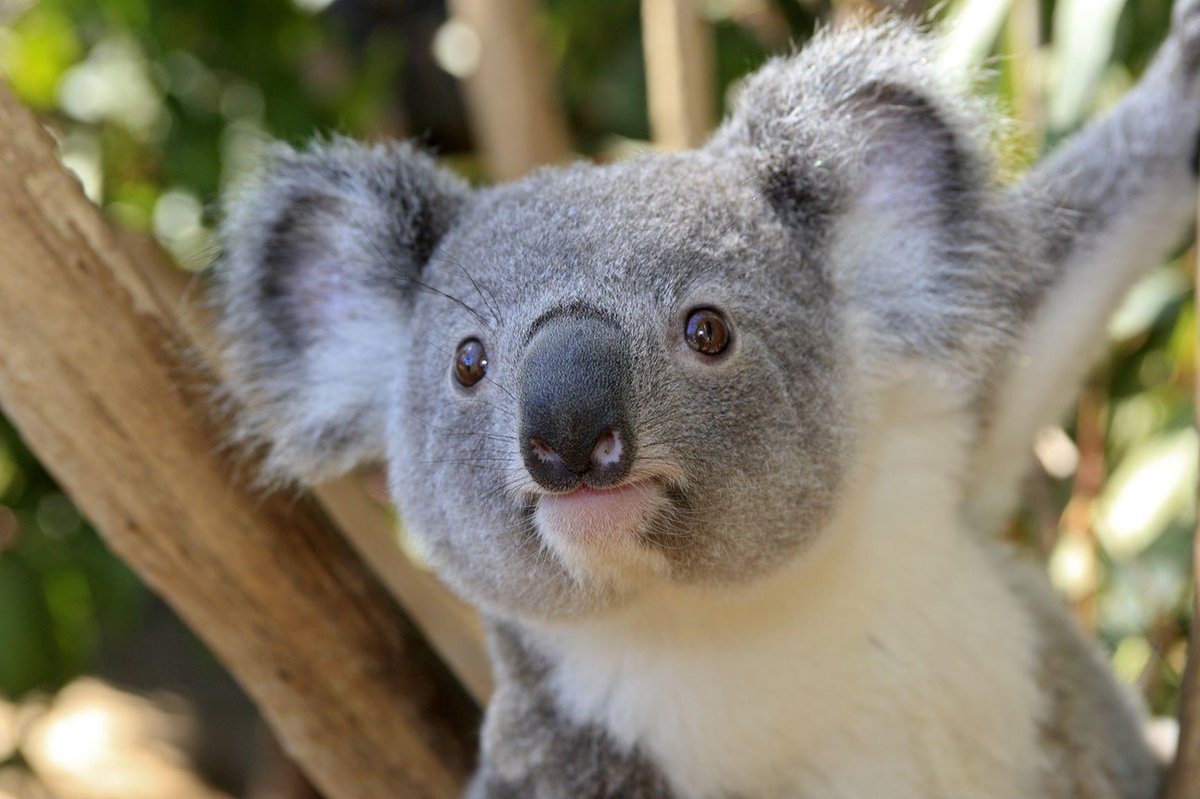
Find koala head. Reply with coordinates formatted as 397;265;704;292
212;24;1034;621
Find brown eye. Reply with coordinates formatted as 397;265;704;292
454;338;488;386
685;308;731;355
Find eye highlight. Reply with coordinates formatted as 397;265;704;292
454;338;488;386
685;308;731;356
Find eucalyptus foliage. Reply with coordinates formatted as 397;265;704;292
0;0;1192;718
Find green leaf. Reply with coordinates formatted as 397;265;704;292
0;554;62;698
1097;427;1198;560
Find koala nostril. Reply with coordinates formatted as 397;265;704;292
523;428;632;492
530;437;568;468
524;436;586;492
582;427;632;488
591;429;623;468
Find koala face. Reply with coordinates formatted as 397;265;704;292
389;153;849;618
213;24;1028;623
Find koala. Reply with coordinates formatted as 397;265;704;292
210;2;1200;797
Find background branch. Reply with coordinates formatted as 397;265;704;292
641;0;716;149
445;0;571;180
1164;231;1200;797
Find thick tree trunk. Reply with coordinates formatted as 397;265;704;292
0;83;479;799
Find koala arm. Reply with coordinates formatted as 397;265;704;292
965;0;1200;531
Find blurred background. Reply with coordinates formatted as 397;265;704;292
0;0;1194;796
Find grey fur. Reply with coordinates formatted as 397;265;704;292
388;150;850;619
1003;556;1164;798
467;625;679;799
208;5;1200;798
714;21;1045;377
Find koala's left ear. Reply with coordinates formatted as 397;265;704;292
211;138;471;482
713;23;1020;369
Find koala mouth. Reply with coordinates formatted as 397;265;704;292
563;481;639;499
536;479;662;538
531;478;672;582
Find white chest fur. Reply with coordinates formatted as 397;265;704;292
525;417;1049;799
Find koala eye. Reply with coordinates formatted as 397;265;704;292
684;308;731;356
454;338;488;387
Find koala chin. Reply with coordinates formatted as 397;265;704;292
211;3;1200;797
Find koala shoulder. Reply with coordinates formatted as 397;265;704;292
1000;556;1162;798
473;626;677;799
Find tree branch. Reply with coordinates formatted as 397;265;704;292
0;83;478;799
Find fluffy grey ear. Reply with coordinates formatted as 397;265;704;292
211;138;471;482
713;22;1028;378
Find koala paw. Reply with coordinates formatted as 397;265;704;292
1173;0;1200;73
1180;0;1200;177
1176;0;1200;30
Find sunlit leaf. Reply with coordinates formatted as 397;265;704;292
1108;392;1180;463
57;36;164;137
1;8;82;110
1108;265;1189;342
937;0;1013;76
1097;427;1198;560
1048;0;1128;131
1112;636;1152;684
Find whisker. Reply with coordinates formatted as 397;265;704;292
444;252;505;326
348;213;494;329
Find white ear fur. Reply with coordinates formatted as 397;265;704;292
837;105;961;328
715;23;1017;393
212;138;471;482
830;81;1020;394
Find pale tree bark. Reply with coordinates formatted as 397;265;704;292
0;82;479;799
1005;0;1045;145
641;0;716;150
445;0;571;180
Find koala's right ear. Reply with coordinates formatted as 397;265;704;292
210;138;471;483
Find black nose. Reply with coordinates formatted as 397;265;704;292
518;316;635;491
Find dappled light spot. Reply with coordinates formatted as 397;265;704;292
19;679;231;799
